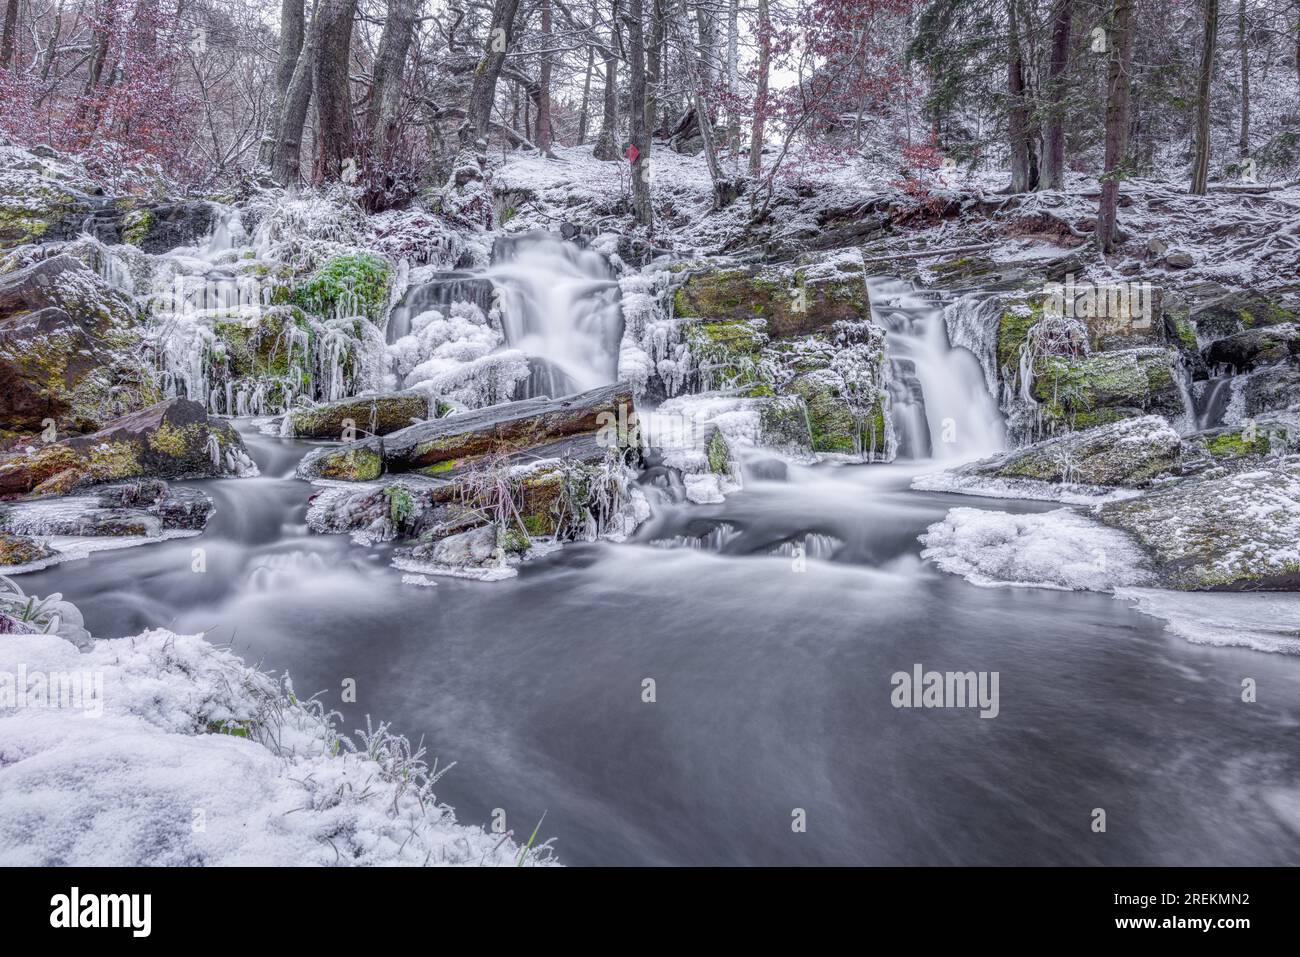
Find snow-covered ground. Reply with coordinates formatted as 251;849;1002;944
0;626;556;866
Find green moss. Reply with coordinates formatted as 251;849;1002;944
315;445;383;482
706;429;731;474
997;302;1041;375
1176;319;1197;350
87;441;143;481
146;421;192;459
295;253;391;322
121;209;154;247
385;484;416;525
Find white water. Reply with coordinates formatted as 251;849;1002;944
488;236;623;398
868;278;1006;461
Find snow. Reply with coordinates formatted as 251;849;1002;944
0;628;555;866
919;506;1153;591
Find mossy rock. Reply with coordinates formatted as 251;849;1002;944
295;252;392;323
287;391;429;440
0;531;56;567
1032;348;1184;431
674;264;869;339
300;439;385;482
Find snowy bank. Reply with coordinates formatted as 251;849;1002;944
0;627;556;866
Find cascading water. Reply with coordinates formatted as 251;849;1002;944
488;234;623;398
867;278;1006;461
384;233;624;401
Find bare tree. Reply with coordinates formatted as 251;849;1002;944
1237;0;1249;160
367;0;419;164
273;0;322;185
1190;0;1219;194
258;0;308;169
628;0;652;226
1040;0;1074;190
1006;0;1037;192
463;0;522;144
313;0;360;181
749;0;770;178
1098;0;1135;252
593;0;621;160
537;0;554;155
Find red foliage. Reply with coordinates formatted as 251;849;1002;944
0;0;199;191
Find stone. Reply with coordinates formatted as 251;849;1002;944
1202;324;1300;373
285;391;430;439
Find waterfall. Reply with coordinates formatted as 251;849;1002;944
868;278;1007;462
487;234;623;399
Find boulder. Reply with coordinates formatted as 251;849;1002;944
285;391;430;439
1202;323;1300;373
0;398;251;495
0;531;55;567
961;415;1182;487
0;255;156;436
1097;460;1300;590
1029;347;1186;432
0;150;98;247
1239;358;1300;416
119;201;219;253
672;258;870;340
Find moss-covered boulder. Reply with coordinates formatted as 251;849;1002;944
673;258;870;340
285;391;430;439
967;415;1183;487
0;255;157;437
1097;461;1300;590
1180;286;1300;340
1239;357;1300;416
208;305;315;413
1031;347;1185;431
757;395;815;454
119;201;219;253
295;252;392;322
684;317;769;392
0;398;251;495
0;150;97;248
0;531;55;567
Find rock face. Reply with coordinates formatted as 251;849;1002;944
119;201;219;253
0;148;99;247
964;415;1183;487
298;383;632;480
285;392;430;439
0;398;252;496
672;256;870;339
1098;461;1300;590
1202;324;1300;373
1239;358;1300;416
0;255;157;436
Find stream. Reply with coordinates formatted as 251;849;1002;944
18;237;1300;865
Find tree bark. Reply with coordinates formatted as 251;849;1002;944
462;0;522;145
1097;0;1135;253
367;0;418;164
576;0;598;144
272;0;321;186
1040;0;1073;190
749;0;770;178
1006;0;1037;192
628;0;653;227
1237;0;1249;159
592;0;620;160
1190;0;1219;194
313;0;360;181
258;0;308;168
1;0;20;68
537;0;554;155
726;0;739;172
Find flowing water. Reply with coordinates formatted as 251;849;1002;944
18;264;1300;866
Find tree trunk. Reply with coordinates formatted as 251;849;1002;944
628;0;653;227
463;0;522;145
272;0;322;186
1006;0;1037;192
313;0;360;182
726;0;739;172
647;0;665;136
1;0;20;68
749;0;770;178
577;0;598;144
1237;0;1249;159
258;0;308;168
537;0;553;155
367;0;418;164
1040;0;1073;190
1097;0;1135;253
592;0;620;160
1190;0;1219;194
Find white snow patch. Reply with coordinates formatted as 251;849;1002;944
920;506;1153;591
1115;587;1300;655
